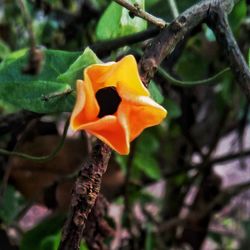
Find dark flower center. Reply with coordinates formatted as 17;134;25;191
95;87;121;118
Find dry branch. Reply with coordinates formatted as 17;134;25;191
58;142;111;250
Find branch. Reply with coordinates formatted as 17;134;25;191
210;149;250;165
207;8;250;101
163;149;250;178
139;0;250;98
113;0;167;28
83;195;114;249
159;179;250;232
90;27;160;54
139;0;212;86
58;142;111;250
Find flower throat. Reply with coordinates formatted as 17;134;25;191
95;87;122;118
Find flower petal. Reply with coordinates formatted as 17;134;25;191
77;116;130;155
70;80;99;130
118;97;167;141
111;55;149;96
84;62;117;93
85;55;149;96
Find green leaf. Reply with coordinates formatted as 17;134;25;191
134;153;161;180
40;233;60;250
96;2;122;40
176;44;209;80
115;130;161;180
40;232;88;250
0;39;10;60
0;184;25;224
20;214;65;250
96;0;147;40
0;48;81;113
0;80;75;113
148;81;164;104
57;47;101;87
137;131;159;154
229;0;247;32
80;242;89;250
164;99;181;119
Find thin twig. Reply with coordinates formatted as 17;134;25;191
158;66;230;87
41;88;73;102
167;0;179;19
159;179;250;232
17;0;43;74
163;149;250;178
17;0;35;51
113;0;167;28
90;27;160;54
0;118;70;200
0;118;70;162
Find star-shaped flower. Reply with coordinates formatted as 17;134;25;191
70;55;167;154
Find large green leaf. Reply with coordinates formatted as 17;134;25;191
57;47;102;87
0;79;76;113
0;49;80;81
96;0;147;40
0;49;81;113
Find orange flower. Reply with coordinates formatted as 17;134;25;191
70;55;167;155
